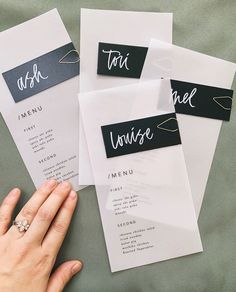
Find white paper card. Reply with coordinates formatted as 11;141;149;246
79;79;202;272
141;39;236;217
0;10;82;190
79;8;173;185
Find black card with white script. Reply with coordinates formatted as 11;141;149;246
96;42;234;121
101;113;181;158
97;42;148;78
171;80;233;121
2;42;80;103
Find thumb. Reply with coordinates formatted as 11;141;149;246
47;260;83;292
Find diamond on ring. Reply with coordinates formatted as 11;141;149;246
13;219;30;232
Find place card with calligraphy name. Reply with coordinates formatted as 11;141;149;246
3;43;79;103
101;113;181;158
79;8;173;185
171;80;233;121
141;38;236;217
97;42;148;78
79;79;202;272
96;42;234;122
0;9;83;190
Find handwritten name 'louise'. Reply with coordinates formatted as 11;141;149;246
17;64;48;91
110;127;153;150
102;49;130;71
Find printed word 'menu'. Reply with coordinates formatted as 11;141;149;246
18;106;43;120
102;49;130;71
17;64;48;91
108;169;134;180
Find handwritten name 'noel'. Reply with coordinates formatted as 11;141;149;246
172;88;197;108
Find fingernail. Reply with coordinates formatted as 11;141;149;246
71;261;83;274
46;179;57;188
69;190;77;200
60;181;71;189
8;188;20;198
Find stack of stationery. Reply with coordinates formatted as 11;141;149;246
0;8;235;273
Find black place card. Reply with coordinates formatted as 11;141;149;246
101;113;181;158
2;42;80;103
97;42;148;78
171;80;233;121
96;42;234;121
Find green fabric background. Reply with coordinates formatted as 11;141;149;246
0;1;235;291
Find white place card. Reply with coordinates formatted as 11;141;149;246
0;9;82;190
79;79;202;272
79;8;173;185
141;39;236;217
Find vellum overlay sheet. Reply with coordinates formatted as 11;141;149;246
79;8;173;185
0;9;83;190
79;79;202;272
141;39;236;217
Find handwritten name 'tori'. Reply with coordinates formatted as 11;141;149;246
17;63;48;91
102;49;130;71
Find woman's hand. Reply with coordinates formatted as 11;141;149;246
0;180;82;292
